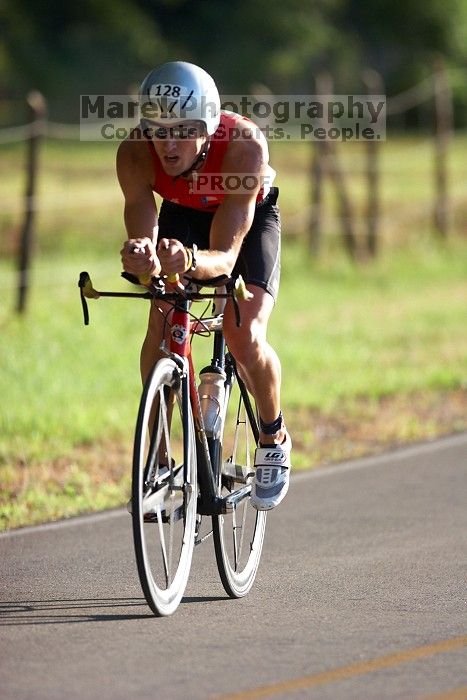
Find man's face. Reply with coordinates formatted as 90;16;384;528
143;120;207;177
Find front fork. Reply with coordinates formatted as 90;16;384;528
169;301;231;516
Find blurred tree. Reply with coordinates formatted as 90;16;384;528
335;0;467;126
139;0;341;92
139;0;467;97
0;0;168;118
0;0;466;122
338;0;467;90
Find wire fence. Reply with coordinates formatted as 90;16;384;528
0;62;465;312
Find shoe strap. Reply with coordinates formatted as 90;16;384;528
255;444;290;467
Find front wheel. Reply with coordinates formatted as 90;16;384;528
132;357;197;616
212;357;267;598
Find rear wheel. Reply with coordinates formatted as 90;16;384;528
132;357;197;616
212;356;267;598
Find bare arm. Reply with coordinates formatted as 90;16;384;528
116;139;161;278
206;121;270;276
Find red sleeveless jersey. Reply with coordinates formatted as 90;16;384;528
145;112;268;211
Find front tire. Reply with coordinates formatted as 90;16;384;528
132;357;197;616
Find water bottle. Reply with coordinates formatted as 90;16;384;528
198;367;226;437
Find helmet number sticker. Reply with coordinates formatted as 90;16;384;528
146;85;195;116
150;84;182;98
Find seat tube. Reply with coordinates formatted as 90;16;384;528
211;329;226;370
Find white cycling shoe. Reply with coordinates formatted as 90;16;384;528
251;432;292;511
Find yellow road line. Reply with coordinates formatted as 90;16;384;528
420;687;467;700
216;635;467;700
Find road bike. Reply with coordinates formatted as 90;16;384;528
79;271;267;616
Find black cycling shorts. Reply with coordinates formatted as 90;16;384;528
157;187;281;301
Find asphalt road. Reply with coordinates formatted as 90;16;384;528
1;434;466;700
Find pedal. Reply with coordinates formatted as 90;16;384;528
143;510;167;523
144;504;184;524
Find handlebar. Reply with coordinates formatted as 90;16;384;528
136;272;180;286
78;271;253;327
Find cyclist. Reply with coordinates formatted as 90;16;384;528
118;61;291;510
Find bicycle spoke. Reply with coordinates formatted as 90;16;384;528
159;386;172;469
236;501;249;570
231;512;239;570
167;494;175;585
156;504;170;587
144;419;161;489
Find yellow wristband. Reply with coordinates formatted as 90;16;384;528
183;247;193;273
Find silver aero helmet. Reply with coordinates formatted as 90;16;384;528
139;61;221;136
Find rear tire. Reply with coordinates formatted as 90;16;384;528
132;358;197;616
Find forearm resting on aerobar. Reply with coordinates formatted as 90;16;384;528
188;200;254;279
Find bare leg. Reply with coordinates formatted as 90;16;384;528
140;300;174;465
222;285;286;446
140;299;171;383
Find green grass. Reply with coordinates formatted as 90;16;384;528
274;240;467;410
2;239;465;459
0;134;466;529
0;255;146;463
1;248;466;529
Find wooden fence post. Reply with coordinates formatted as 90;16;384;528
432;55;452;238
309;73;332;256
362;69;384;257
309;72;357;260
16;91;47;314
323;74;357;260
328;139;358;260
309;142;325;255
